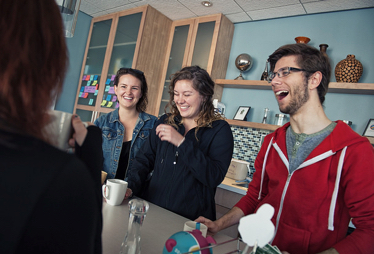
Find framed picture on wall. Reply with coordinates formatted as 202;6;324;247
363;119;374;137
233;106;251;121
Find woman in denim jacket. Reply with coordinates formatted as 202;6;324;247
95;68;157;181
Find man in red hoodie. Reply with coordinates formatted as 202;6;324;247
196;43;374;254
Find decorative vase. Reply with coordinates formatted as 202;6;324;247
295;36;310;44
319;44;329;57
335;55;363;83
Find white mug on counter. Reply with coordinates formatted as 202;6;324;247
102;179;128;206
183;221;208;237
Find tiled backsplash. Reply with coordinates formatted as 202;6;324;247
230;125;374;178
230;125;272;177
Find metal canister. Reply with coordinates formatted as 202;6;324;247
275;114;285;126
262;108;269;124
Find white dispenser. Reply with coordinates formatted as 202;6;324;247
226;159;250;181
213;99;226;116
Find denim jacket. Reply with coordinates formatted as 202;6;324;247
94;109;157;180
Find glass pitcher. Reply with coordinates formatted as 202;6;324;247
119;199;149;254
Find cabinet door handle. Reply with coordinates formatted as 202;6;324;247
91;111;98;123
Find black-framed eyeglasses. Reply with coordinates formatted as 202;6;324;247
267;67;306;83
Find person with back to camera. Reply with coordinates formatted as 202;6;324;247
196;44;374;254
94;68;157;182
125;66;234;220
0;1;103;253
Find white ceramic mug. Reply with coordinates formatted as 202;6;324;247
44;110;73;150
102;179;128;206
183;221;208;237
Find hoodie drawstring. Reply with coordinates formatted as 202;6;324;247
258;137;273;200
328;146;347;231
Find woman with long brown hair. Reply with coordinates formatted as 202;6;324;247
127;66;234;220
94;68;157;182
0;1;103;253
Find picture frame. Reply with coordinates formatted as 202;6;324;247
233;106;251;121
363;119;374;137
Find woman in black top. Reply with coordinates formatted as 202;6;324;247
127;66;234;220
0;1;103;253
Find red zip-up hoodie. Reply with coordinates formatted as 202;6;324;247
235;121;374;254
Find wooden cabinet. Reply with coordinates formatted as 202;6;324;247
155;14;234;116
216;79;374;144
215;186;244;238
73;5;172;122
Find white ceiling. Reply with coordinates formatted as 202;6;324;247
79;0;374;23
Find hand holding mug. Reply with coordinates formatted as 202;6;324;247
68;115;91;147
195;216;219;235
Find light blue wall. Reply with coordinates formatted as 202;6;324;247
55;11;92;113
222;8;374;135
56;8;374;134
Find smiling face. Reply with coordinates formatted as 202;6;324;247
114;74;142;111
173;79;203;122
271;55;309;116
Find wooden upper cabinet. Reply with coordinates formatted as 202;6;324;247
156;14;234;117
73;5;172;122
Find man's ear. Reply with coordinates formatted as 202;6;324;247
308;71;322;91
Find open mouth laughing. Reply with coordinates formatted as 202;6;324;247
179;105;190;111
275;90;289;100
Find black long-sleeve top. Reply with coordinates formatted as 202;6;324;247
128;114;234;220
0;126;103;254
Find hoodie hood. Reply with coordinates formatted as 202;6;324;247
272;120;367;157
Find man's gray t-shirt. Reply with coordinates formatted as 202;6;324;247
286;122;337;174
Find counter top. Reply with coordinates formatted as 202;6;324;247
102;198;245;253
218;177;248;196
